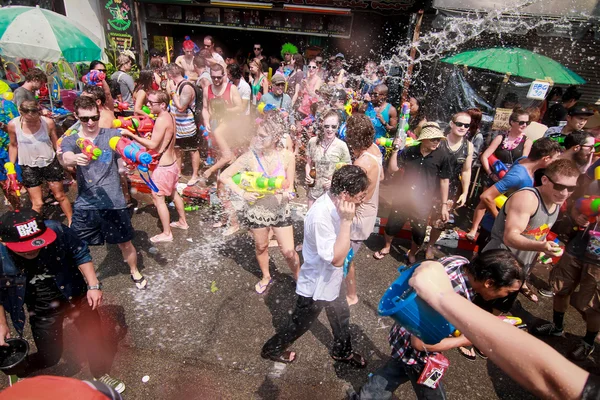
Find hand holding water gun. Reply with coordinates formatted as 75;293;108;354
453;315;526;336
393;102;411;150
76;138;102;161
200;125;214;166
112;116;155;136
232;172;289;198
109;136;158;192
4;162;20;197
488;154;508;179
82;70;105;87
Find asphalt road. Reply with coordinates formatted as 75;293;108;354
0;183;599;399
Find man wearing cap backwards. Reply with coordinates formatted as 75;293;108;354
373;122;451;264
544;104;595;142
0;210;125;393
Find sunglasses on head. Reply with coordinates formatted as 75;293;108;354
513;120;531;126
20;108;40;115
544;174;576;192
324;124;338;129
79;115;100;123
453;121;470;128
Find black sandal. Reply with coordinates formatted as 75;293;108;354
457;346;477;361
131;274;147;290
261;350;296;364
474;347;488;360
332;352;367;369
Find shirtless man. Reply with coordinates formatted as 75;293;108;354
175;38;199;81
121;90;188;243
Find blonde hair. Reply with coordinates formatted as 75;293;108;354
117;54;132;69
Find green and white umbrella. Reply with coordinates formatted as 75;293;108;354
0;6;102;63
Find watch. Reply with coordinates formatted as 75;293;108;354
87;283;103;290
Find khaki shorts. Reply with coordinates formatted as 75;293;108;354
551;252;600;313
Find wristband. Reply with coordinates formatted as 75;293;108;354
87;283;103;290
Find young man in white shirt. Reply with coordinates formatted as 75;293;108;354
261;165;369;367
227;63;251;115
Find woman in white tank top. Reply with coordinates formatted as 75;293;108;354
7;100;72;224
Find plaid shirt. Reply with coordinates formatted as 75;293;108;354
388;256;476;366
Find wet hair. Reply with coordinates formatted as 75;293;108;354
227;63;242;80
466;108;482;138
257;112;287;147
509;109;529;123
19;99;39;111
330;165;369;197
116;54;131;69
527;138;561;161
73;96;99;115
24;68;47;83
544;159;581;181
89;60;106;71
464;250;524;288
345;114;375;153
210;63;225;74
134;70;154;93
451;111;471;123
562;86;581;103
317;109;340;145
408;95;427;131
148;90;169;107
564;130;592;150
165;63;185;78
150;57;164;70
194;55;207;69
293;54;304;70
82;85;106;105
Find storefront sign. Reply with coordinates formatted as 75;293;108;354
527;80;551;100
103;0;136;51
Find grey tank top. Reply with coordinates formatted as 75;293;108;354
484;187;558;269
351;151;382;241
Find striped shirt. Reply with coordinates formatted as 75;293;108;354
171;80;197;139
388;256;475;366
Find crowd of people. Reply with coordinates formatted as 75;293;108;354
0;33;599;399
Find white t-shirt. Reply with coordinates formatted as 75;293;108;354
296;193;344;301
236;78;251;115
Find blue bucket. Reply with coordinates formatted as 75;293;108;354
378;263;455;344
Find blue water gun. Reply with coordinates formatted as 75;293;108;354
109;136;158;192
200;125;214;166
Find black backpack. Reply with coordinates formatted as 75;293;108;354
177;81;204;130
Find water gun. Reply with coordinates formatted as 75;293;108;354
335;162;347;170
109;136;158;192
4;162;20;196
540;238;562;264
257;103;278;114
141;105;156;119
0;131;9;151
82;70;105;87
548;134;565;145
376;137;420;148
184;204;199;211
200;125;214;166
2;93;13;101
116;102;130;112
343;248;354;277
488;154;508;179
495;194;508;209
393;102;411;150
453;315;525;337
575;195;600;224
56;123;79;149
232;172;289;196
112;116;155;136
76;137;102;161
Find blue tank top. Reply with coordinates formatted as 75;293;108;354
366;103;391;139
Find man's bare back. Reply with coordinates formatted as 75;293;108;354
154;110;176;166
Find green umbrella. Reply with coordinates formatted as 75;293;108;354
441;47;586;85
0;6;102;63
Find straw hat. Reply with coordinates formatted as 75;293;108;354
418;122;444;140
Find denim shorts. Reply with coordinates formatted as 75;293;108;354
71;208;134;245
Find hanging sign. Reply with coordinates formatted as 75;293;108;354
527;80;551;100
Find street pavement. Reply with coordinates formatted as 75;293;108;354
0;183;599;399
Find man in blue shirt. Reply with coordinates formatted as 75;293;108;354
0;210;124;393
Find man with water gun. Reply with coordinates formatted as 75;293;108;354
261;166;369;367
364;84;398;154
119;90;188;243
60;96;146;290
81;85;116;129
533;167;600;361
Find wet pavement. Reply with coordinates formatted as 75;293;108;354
0;184;599;399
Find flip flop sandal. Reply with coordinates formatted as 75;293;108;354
474;347;488;360
131;275;147;290
466;233;477;241
170;222;189;230
520;287;539;303
373;250;389;260
457;346;477;361
255;278;273;294
332;352;367;369
261;350;296;364
150;234;173;243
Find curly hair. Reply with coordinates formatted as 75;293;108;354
330;165;369;196
316;109;340;145
345;114;375;153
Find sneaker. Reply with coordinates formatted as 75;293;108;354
95;374;126;394
531;322;563;337
569;340;595;361
538;288;554;298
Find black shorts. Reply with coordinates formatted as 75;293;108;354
20;158;66;188
175;134;200;151
71;208;134;245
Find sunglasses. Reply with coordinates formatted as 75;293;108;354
308;65;318;69
274;83;285;87
79;115;100;123
211;75;224;80
20;108;40;114
429;138;442;143
316;60;323;64
453;121;470;128
544;174;576;192
147;100;162;105
254;47;261;50
324;124;338;129
513;120;531;126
